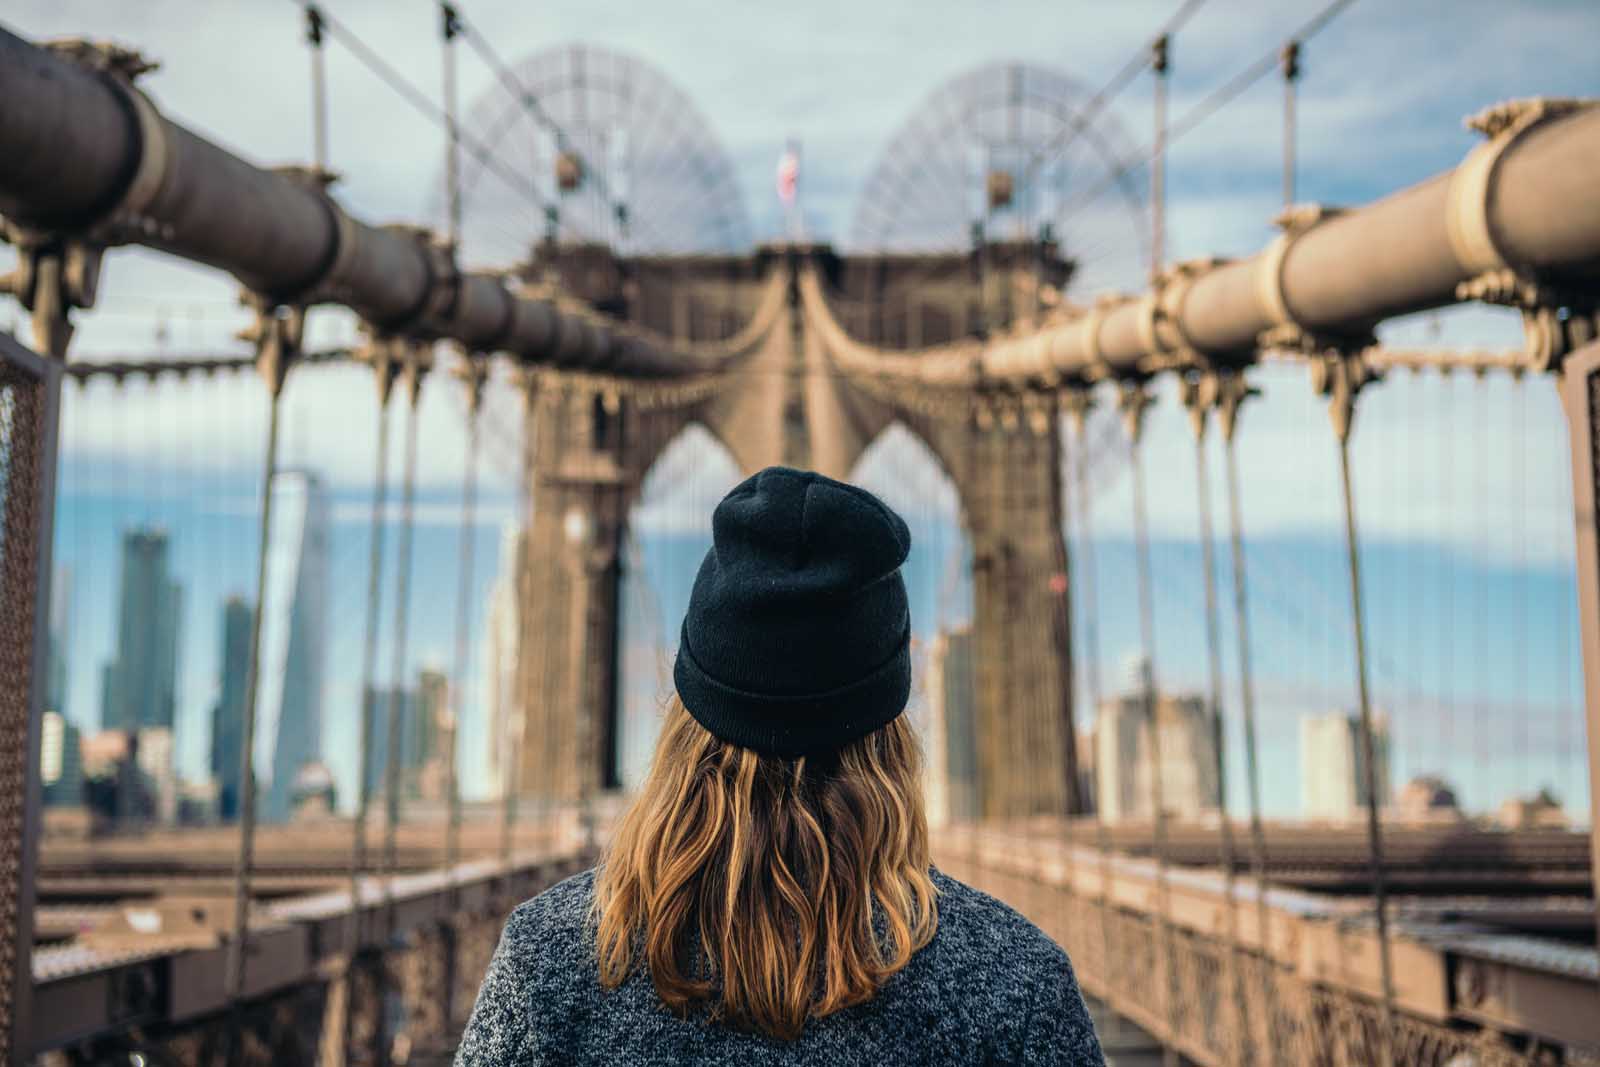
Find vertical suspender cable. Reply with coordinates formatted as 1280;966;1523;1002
442;2;462;246
1280;41;1299;207
1123;383;1175;1061
1329;363;1396;1067
1474;370;1489;804
346;367;391;1039
308;4;329;172
223;358;286;1057
439;0;468;904
1070;400;1118;1009
384;357;425;935
501;377;536;881
446;374;478;877
1513;370;1527;795
1188;387;1244;1057
1151;35;1169;284
1440;370;1454;771
1219;379;1276;1062
1147;34;1178;1063
1053;417;1078;954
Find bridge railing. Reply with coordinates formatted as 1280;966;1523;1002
938;824;1600;1067
0;330;58;1064
29;846;589;1063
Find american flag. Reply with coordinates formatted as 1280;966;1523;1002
776;146;799;205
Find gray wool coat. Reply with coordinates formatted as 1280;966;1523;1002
454;868;1105;1066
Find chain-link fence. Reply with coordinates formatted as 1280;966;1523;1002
0;331;60;1064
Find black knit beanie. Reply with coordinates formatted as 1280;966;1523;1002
672;466;912;758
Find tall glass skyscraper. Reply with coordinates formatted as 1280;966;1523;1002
209;596;253;821
101;528;182;733
254;470;330;823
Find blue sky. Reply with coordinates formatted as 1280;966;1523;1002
6;1;1599;819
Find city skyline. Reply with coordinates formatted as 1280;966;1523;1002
44;484;1590;823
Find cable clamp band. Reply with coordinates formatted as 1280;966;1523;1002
1146;257;1226;374
1446;98;1595;276
1254;203;1343;336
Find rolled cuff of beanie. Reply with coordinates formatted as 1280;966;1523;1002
673;624;912;758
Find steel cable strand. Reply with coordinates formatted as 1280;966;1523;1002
1190;405;1246;1061
1223;426;1279;1061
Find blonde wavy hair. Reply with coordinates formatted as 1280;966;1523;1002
593;693;938;1040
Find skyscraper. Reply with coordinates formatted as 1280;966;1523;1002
1302;710;1392;820
254;470;330;824
101;528;182;733
923;626;976;825
137;725;177;824
39;710;83;808
481;525;525;800
363;683;420;798
209;596;253;821
46;565;70;718
410;668;452;801
1095;672;1221;822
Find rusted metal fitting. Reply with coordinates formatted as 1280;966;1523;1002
237;294;306;399
1115;379;1153;446
1021;391;1055;436
1177;371;1221;440
1144;258;1226;375
1212;371;1258;445
0;226;104;358
1310;351;1376;444
451;350;490;416
1057;386;1094;441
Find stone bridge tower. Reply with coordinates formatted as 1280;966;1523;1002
515;244;1083;820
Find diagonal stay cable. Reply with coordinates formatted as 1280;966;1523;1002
445;2;673;251
1060;0;1360;224
1009;0;1210;206
288;0;591;240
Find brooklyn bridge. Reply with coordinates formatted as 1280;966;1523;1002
0;1;1597;1063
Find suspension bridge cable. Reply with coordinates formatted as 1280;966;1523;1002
1051;421;1080;947
1150;34;1169;282
344;365;392;1058
1281;41;1300;207
438;1;469;910
1061;0;1360;223
1514;371;1528;798
1143;46;1180;1062
223;359;286;1056
1330;369;1397;1067
445;1;668;250
1407;370;1423;785
1067;397;1120;1014
288;0;563;237
500;378;536;880
1118;381;1177;1060
307;4;330;171
1475;370;1488;805
382;357;426;935
1010;0;1211;207
1218;378;1278;1063
1188;391;1245;1055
